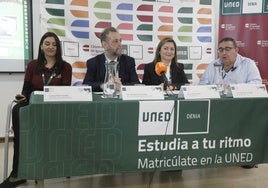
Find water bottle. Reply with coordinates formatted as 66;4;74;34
103;61;117;98
213;63;224;94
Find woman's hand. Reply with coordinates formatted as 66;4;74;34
160;83;175;91
15;94;26;103
168;84;175;91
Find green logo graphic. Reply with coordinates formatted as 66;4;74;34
221;0;242;15
176;100;210;134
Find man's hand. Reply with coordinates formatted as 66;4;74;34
114;77;122;91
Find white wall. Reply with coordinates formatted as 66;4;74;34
0;74;24;137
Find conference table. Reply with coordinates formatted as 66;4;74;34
18;93;268;187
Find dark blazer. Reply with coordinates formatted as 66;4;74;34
142;62;189;90
83;53;140;92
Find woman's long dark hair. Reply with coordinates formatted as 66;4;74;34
34;32;64;74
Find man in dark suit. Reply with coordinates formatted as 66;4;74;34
83;27;140;92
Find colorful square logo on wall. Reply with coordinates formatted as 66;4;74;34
138;101;175;136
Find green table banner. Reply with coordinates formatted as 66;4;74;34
18;94;268;180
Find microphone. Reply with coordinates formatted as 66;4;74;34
155;62;168;90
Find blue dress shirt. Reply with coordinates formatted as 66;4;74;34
199;54;262;85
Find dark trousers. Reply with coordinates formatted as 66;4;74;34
11;101;28;177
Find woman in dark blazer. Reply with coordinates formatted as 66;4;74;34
142;37;189;90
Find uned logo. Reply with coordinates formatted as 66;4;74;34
138;101;175;136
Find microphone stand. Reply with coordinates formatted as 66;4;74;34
161;73;177;98
161;72;168;91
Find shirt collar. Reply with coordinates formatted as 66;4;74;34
104;54;118;63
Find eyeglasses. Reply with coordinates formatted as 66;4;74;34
217;47;235;53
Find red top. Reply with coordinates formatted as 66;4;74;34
24;60;72;91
